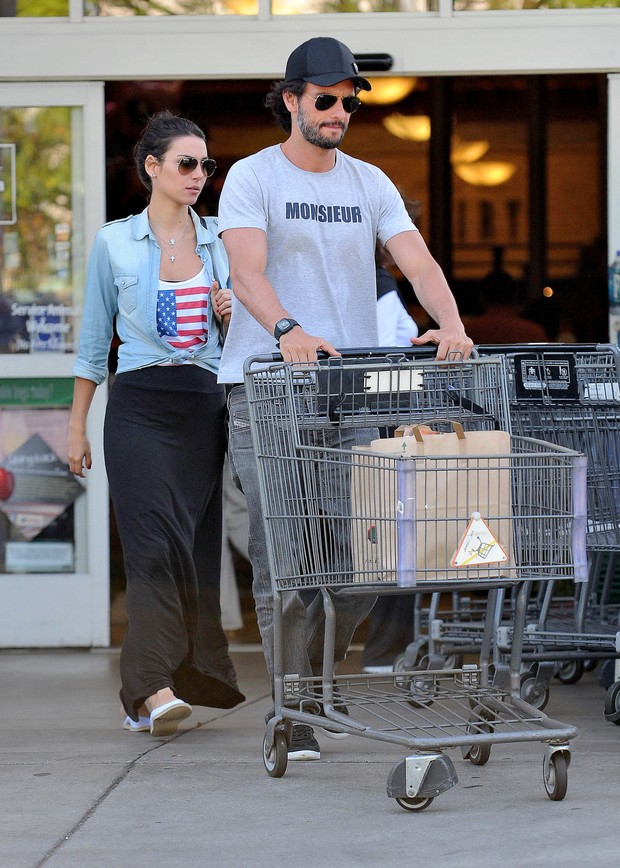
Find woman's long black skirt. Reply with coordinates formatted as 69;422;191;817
104;365;245;719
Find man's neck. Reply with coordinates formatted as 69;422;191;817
280;137;337;173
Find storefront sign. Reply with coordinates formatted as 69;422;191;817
0;378;74;407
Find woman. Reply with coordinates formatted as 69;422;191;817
68;111;245;737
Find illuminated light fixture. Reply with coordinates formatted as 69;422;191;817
360;78;417;106
383;113;431;142
222;0;258;11
454;161;517;187
450;138;490;165
543;286;554;298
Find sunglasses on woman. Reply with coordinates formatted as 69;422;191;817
304;93;362;114
163;156;217;178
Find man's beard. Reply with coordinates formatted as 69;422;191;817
297;102;347;150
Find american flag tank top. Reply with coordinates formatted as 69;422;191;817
156;265;210;351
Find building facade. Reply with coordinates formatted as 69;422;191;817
1;1;619;646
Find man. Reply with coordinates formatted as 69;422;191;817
217;36;473;761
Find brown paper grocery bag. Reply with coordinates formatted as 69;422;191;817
350;422;513;585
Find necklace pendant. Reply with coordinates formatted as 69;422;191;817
169;238;176;246
170;255;175;262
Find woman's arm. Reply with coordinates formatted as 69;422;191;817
67;376;97;478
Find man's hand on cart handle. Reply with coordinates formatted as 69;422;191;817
411;326;474;361
278;326;340;364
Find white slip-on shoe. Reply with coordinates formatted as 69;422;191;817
149;699;192;737
122;715;151;732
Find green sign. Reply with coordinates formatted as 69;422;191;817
0;378;74;407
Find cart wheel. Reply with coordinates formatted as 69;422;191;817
393;653;412;692
555;660;584;685
263;729;288;778
604;680;620;724
407;670;437;708
583;658;598;673
395;796;434;812
468;741;491;767
468;722;492;766
519;671;550;711
543;752;568;801
442;653;464;671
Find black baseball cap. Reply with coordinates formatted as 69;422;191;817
284;37;372;92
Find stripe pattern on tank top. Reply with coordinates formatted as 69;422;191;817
157;268;210;350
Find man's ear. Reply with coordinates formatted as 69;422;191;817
282;90;299;115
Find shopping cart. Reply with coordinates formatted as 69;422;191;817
244;349;585;809
474;343;620;721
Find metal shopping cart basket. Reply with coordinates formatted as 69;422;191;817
474;343;620;721
244;348;586;809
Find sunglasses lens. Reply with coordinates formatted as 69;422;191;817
176;157;216;177
342;97;361;114
201;159;217;178
312;94;361;113
314;95;338;111
177;157;198;175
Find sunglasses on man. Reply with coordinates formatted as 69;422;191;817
304;93;362;114
162;156;217;178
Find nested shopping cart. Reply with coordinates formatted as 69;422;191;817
474;343;620;721
244;349;586;810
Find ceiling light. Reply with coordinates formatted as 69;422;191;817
450;138;490;165
454;161;517;186
360;78;417;106
382;113;431;142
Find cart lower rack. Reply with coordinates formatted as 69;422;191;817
245;350;586;809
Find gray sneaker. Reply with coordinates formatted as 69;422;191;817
288;724;320;761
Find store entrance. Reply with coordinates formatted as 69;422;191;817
103;74;608;647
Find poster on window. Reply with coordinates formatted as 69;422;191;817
0;397;85;573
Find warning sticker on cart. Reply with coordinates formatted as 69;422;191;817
451;512;508;567
514;354;578;401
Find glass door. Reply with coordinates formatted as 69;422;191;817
0;82;108;646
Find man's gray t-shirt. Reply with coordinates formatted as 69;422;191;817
217;144;417;383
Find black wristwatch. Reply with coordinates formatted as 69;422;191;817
273;318;300;342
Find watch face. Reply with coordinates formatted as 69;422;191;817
280;319;291;329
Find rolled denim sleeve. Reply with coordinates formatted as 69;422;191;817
73;231;118;384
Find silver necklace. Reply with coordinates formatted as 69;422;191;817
149;216;190;263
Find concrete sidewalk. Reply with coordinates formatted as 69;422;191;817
1;646;619;868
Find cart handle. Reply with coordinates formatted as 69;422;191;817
261;345;442;363
476;342;617;355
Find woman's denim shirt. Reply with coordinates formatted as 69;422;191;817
73;207;230;384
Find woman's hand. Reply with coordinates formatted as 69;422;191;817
67;430;92;478
211;282;232;325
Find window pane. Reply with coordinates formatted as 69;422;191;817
0;105;84;355
0;0;68;15
272;0;435;11
86;0;258;14
455;1;620;9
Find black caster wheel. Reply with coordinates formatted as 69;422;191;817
263;729;288;778
395;796;434;812
467;723;492;766
543;752;568;801
520;670;550;711
604;680;620;725
463;713;493;765
554;660;584;685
